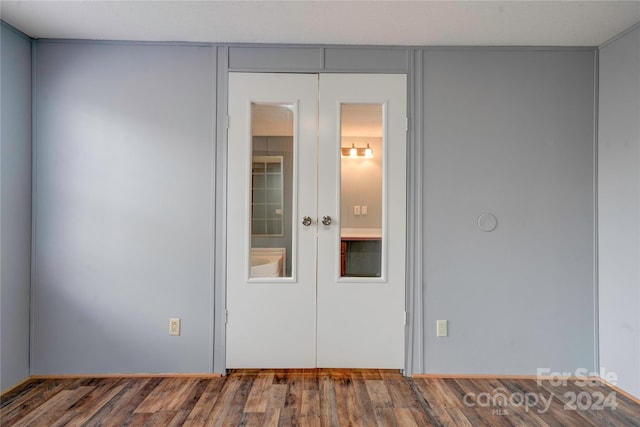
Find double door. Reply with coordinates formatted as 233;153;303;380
226;73;406;368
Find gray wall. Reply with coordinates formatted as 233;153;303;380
32;42;216;374
341;137;383;229
0;23;32;392
421;50;596;374
28;42;601;380
599;24;640;398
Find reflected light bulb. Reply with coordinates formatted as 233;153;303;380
364;144;373;158
349;144;358;158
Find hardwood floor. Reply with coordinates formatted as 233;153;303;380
2;370;638;426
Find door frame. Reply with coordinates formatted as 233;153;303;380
211;46;422;376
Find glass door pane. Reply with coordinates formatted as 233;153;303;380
250;103;294;278
339;104;383;278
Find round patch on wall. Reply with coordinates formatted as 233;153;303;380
477;213;498;232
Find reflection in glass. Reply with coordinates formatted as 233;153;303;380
250;104;294;278
340;104;383;278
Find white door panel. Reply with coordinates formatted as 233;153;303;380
317;74;407;368
226;73;406;369
226;73;317;368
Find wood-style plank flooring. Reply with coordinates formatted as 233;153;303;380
2;370;639;426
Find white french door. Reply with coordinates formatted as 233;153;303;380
226;73;406;369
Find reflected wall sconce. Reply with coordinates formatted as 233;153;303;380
341;143;374;158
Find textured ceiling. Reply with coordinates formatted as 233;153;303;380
1;1;639;46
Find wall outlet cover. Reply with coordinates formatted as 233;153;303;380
169;318;181;336
437;319;448;337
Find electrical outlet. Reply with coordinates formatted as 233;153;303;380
169;318;181;336
361;205;368;215
437;320;448;337
354;205;361;215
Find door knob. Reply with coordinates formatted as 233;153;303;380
322;216;332;226
302;216;312;226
